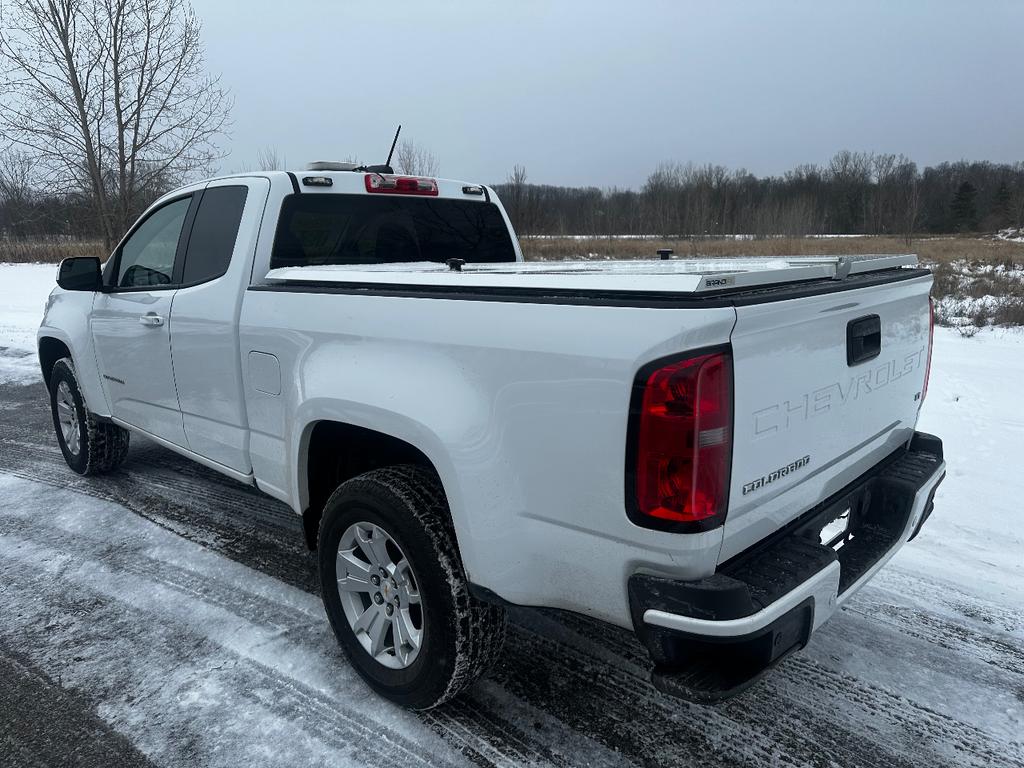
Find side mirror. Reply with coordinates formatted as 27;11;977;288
57;256;102;291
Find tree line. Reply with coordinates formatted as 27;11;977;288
495;154;1024;240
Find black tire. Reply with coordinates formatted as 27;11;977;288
49;358;130;475
318;465;506;709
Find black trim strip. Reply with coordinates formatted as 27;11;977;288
171;190;205;285
247;267;930;310
286;172;300;194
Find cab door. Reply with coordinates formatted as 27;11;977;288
168;178;268;472
91;194;196;447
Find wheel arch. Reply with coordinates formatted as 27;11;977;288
38;292;110;418
38;335;72;387
299;419;446;551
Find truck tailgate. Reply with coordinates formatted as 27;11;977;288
721;272;932;561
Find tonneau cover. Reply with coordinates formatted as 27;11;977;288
263;255;918;295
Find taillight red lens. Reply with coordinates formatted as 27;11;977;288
922;297;935;402
633;350;733;528
364;174;439;196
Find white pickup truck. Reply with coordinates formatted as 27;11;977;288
39;166;945;709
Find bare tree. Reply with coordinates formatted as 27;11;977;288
828;150;873;232
256;146;284;171
897;161;922;245
505;164;532;236
0;0;232;248
1012;164;1024;230
394;140;439;177
0;147;40;235
871;153;897;234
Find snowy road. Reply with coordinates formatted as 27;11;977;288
1;265;1023;767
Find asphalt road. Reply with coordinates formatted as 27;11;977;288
1;380;1022;767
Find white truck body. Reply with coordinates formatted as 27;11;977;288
38;168;945;704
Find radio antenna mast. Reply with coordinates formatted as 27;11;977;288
385;124;402;169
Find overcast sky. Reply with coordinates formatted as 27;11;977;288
193;0;1024;188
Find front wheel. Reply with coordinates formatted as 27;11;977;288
48;357;130;475
318;465;506;709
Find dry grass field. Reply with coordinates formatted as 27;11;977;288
519;234;1024;266
0;238;105;264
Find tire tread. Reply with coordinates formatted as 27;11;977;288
51;358;130;475
319;465;506;709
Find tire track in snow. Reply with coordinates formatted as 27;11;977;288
520;614;1024;768
544;593;1024;767
0;448;320;593
849;600;1024;675
506;614;925;768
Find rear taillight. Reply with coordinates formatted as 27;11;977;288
922;297;935;403
365;174;439;196
628;349;733;531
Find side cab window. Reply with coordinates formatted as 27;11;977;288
104;185;249;291
180;185;249;285
112;196;193;289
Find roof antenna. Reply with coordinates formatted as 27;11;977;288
362;124;401;176
385;124;401;169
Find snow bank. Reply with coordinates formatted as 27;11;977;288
894;327;1024;608
0;263;57;384
931;259;1024;330
996;227;1024;243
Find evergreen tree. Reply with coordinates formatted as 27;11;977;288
951;181;978;232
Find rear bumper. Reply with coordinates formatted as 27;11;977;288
628;431;945;703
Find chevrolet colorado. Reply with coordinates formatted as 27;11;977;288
38;166;945;709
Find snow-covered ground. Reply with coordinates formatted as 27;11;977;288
898;328;1024;608
1;262;1022;766
0;263;59;384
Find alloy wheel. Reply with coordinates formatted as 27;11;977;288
56;380;81;456
336;521;424;669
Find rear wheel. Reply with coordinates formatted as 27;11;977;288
48;358;130;475
318;465;506;709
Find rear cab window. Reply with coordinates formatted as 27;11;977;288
270;194;516;269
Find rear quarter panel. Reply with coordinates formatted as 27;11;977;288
239;289;735;628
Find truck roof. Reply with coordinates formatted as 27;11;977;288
168;169;491;202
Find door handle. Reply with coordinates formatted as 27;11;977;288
139;312;164;327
